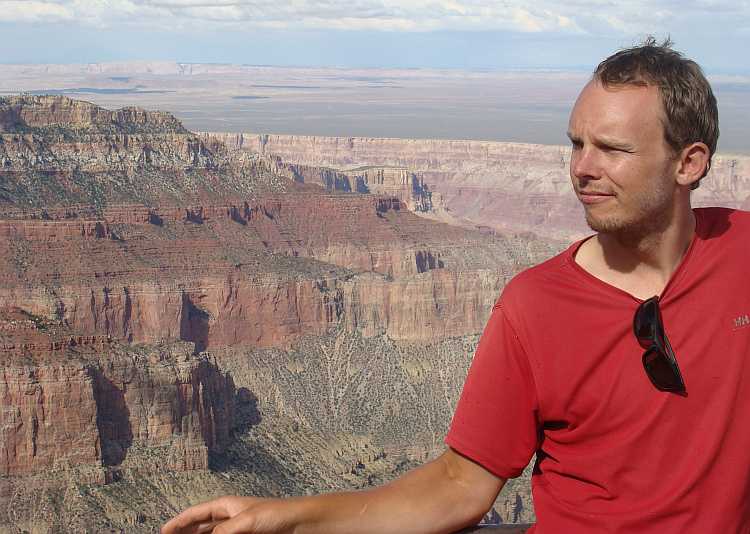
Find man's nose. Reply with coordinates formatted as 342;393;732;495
571;147;600;180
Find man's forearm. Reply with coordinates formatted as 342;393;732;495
292;449;506;534
162;448;506;534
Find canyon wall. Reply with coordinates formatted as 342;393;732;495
276;161;436;212
0;195;535;349
0;308;239;484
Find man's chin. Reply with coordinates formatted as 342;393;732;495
584;212;610;233
585;213;623;235
584;214;656;244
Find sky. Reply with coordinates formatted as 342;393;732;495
1;0;749;75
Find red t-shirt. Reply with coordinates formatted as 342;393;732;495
446;207;750;533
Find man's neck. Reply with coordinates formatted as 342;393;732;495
574;208;696;300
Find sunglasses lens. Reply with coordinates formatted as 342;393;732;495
634;302;657;339
643;347;681;390
634;298;685;392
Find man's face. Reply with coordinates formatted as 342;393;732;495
567;80;679;239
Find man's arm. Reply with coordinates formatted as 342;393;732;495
161;447;506;534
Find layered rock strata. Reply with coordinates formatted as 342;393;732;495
274;160;435;212
0;195;536;349
0;95;557;350
0;308;239;488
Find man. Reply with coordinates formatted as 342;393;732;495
163;39;750;534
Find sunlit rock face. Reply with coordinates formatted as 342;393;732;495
0;307;237;480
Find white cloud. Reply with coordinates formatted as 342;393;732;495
1;0;748;40
0;0;74;23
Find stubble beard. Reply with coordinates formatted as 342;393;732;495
582;169;675;246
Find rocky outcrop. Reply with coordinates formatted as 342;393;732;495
0;308;239;483
272;160;435;212
0;95;288;214
220;134;561;170
0;361;100;477
693;155;750;210
341;267;514;340
0;96;558;349
0;94;184;132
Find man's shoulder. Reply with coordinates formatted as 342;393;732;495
695;206;750;238
500;241;581;302
695;205;750;220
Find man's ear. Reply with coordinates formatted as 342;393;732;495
675;142;710;187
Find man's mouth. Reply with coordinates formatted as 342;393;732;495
578;189;615;205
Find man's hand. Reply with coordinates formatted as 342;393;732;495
161;496;297;534
161;448;506;534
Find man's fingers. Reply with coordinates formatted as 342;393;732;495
162;518;224;534
161;497;238;534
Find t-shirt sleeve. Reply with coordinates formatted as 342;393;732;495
445;303;541;480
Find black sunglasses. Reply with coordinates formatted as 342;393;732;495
633;296;685;392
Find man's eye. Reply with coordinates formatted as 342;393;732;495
601;144;633;153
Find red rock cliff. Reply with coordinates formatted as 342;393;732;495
0;308;238;486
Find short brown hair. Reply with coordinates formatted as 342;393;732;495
593;37;719;185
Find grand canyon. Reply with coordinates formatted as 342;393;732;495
0;92;748;534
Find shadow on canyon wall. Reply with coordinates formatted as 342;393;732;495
94;370;133;467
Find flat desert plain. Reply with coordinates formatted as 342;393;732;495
1;63;748;155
